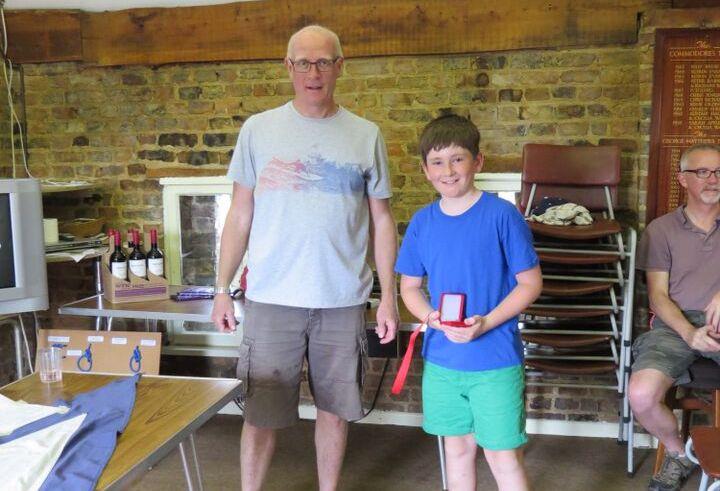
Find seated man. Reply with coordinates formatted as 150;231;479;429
629;143;720;491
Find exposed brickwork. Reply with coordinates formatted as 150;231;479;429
21;45;641;234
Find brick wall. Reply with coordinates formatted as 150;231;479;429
23;45;641;233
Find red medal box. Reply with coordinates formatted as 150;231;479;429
440;292;466;327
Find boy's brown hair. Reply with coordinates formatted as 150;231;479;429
418;114;480;163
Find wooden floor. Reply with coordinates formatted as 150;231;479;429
132;415;702;490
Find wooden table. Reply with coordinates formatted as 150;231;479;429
0;372;242;490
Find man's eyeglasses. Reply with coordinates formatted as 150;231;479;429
682;168;720;179
288;57;340;73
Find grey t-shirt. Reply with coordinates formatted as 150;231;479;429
638;206;720;310
227;102;392;308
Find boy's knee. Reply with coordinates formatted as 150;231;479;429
444;435;477;459
483;449;522;473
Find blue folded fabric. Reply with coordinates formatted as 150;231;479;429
0;374;139;491
173;286;215;301
172;286;242;301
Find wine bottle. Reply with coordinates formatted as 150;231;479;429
109;232;128;280
128;230;147;279
126;229;135;254
147;228;164;277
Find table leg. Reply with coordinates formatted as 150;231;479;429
189;433;204;491
12;317;23;379
178;440;195;491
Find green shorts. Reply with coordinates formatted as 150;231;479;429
422;361;527;451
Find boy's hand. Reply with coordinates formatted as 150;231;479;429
425;310;443;331
443;315;486;343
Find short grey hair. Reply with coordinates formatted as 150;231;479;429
286;25;343;60
679;143;720;170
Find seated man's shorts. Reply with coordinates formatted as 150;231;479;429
237;299;368;428
632;310;720;384
422;361;527;451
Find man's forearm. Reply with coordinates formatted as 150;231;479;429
650;293;697;343
216;190;253;288
216;218;250;288
372;211;398;303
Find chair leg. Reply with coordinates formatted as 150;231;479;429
680;404;692;442
700;472;710;491
654;440;665;475
437;436;448;491
627;410;635;477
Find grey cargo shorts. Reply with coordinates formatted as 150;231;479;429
236;299;368;428
632;310;720;384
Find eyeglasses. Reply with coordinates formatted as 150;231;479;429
288;57;340;73
682;168;720;179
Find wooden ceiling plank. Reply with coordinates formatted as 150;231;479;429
5;10;83;63
10;0;644;66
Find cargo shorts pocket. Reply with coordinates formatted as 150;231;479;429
236;342;252;400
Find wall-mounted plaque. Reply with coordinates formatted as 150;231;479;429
647;28;720;221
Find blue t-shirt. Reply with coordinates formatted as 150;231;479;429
395;193;538;371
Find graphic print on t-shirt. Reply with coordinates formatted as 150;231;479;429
257;154;364;195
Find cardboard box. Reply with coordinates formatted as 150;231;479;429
37;329;162;375
101;246;169;304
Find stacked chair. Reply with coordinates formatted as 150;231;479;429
518;143;637;473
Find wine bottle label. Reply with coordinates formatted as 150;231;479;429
111;262;127;280
129;259;147;278
148;258;164;276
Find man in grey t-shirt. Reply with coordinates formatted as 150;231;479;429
211;25;398;490
628;143;720;491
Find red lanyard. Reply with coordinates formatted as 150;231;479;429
391;318;427;395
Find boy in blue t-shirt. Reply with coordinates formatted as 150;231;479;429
396;114;542;491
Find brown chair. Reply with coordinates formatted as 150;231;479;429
519;143;621;217
654;358;720;475
686;426;720;491
518;143;637;472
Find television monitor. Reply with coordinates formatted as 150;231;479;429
0;178;48;315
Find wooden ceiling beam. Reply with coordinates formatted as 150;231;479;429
6;0;645;66
6;10;83;63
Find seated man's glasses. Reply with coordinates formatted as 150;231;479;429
682;168;720;179
289;58;340;73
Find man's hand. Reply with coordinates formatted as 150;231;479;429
375;298;399;344
442;315;486;344
685;325;720;352
211;294;237;332
704;291;720;332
